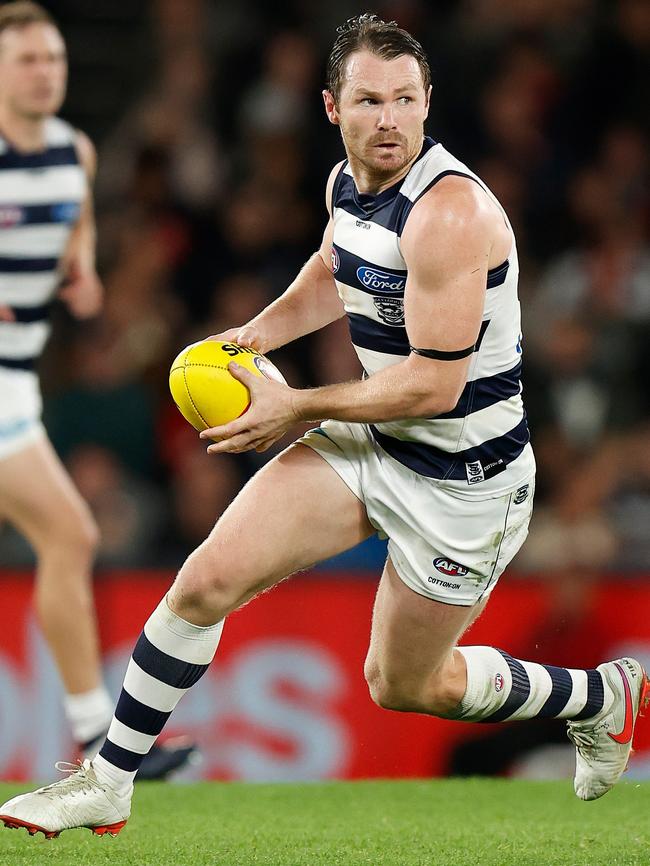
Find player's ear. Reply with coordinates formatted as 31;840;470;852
322;90;340;126
423;84;432;119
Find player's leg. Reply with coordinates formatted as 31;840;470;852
365;557;649;801
0;433;111;744
0;442;376;836
364;557;484;715
91;442;374;790
0;433;198;778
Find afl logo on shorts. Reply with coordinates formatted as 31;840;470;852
331;246;340;273
494;673;504;693
433;557;469;578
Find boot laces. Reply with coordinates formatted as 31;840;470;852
567;726;597;757
38;761;103;799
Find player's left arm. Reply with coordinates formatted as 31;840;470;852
202;179;494;454
58;130;103;319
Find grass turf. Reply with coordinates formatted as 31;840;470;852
0;779;648;866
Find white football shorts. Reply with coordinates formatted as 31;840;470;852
299;419;534;606
0;366;45;460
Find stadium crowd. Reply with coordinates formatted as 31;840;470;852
1;0;648;575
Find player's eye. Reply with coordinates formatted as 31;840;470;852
360;98;377;106
397;96;412;105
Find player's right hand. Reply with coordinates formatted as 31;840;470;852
208;325;264;352
0;305;15;322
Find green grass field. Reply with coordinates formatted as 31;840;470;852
1;779;648;866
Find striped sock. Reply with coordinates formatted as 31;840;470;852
93;595;223;793
455;646;610;723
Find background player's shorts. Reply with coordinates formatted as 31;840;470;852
0;367;45;461
299;419;534;606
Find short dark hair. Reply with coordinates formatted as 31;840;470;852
326;12;431;102
0;1;57;37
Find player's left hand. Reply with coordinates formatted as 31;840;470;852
58;260;104;319
200;363;299;454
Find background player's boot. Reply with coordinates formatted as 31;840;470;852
0;760;130;839
82;734;199;781
567;657;649;801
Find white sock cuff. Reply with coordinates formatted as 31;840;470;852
63;685;113;744
457;646;510;719
143;595;224;665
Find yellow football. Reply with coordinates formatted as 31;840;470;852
169;340;286;431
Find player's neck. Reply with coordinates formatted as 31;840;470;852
0;105;49;152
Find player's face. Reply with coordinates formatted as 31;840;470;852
0;23;67;120
324;50;430;184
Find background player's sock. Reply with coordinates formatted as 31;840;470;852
63;685;113;752
92;595;223;794
455;646;612;722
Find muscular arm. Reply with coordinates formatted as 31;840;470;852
290;177;494;423
224;165;346;354
204;178;505;453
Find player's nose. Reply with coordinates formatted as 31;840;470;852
376;104;397;130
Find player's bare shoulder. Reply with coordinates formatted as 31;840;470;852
402;174;508;267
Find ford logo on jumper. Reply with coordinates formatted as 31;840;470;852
357;266;405;293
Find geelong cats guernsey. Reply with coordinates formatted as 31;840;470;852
0;117;85;370
330;136;534;496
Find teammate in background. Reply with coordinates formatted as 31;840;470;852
0;2;195;778
2;12;647;838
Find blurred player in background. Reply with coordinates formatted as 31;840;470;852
2;12;647;838
0;1;195;778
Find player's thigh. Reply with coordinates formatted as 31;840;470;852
0;434;97;552
365;556;485;694
177;442;374;604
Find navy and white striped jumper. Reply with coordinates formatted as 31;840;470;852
330;136;535;495
0;116;85;371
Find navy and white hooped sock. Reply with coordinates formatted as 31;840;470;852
92;596;223;794
455;646;610;723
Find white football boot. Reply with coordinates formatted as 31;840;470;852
0;760;130;839
567;657;650;801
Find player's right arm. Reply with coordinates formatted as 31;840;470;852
213;164;346;354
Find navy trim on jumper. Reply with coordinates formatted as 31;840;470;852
0;356;35;371
347;312;409;355
333;243;407;296
369;415;529;481
0;256;58;273
0;144;78;171
10;303;52;324
438;360;522;419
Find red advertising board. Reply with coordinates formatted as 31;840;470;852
1;571;649;782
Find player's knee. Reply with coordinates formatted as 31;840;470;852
365;662;421;712
37;505;99;563
174;543;251;616
365;660;458;715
